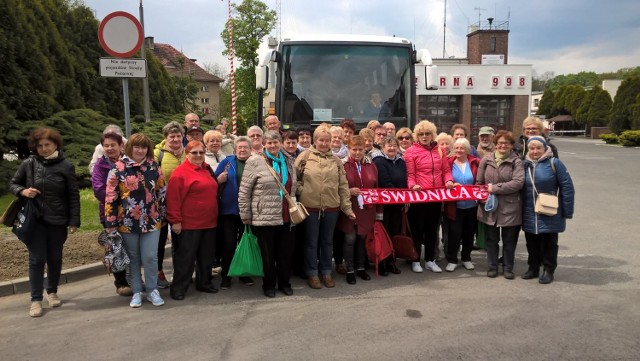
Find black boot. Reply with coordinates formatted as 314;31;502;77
521;268;540;280
538;270;554;284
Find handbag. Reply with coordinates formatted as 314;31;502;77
391;210;418;260
1;198;22;227
529;167;559;216
228;225;264;277
365;221;395;277
12;198;40;243
98;230;130;274
265;160;309;225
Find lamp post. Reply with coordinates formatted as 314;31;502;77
139;0;151;122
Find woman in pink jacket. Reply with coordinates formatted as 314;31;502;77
404;120;455;274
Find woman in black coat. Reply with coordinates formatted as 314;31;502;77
9;127;80;317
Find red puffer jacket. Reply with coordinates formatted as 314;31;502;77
404;141;453;189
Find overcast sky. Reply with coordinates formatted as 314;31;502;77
84;0;640;77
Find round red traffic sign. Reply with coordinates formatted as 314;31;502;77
98;11;144;58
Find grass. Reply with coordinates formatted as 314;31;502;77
0;188;102;232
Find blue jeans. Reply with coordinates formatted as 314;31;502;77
303;211;339;277
122;231;160;294
26;220;67;301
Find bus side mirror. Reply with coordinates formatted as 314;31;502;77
425;65;439;90
416;49;433;66
256;66;268;90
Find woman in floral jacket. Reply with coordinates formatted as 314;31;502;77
105;133;167;308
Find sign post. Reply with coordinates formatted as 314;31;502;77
98;11;144;137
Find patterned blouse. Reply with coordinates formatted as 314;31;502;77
105;155;167;233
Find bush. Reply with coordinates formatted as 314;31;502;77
618;130;640;147
599;133;619;144
0;160;20;196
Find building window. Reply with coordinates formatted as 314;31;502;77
470;95;512;143
490;37;497;52
201;86;209;92
418;95;460;133
201;98;209;104
534;98;540;107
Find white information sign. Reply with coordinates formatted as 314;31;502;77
100;58;147;78
313;108;332;122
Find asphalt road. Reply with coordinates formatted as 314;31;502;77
1;138;639;361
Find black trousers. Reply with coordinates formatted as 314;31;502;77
252;224;295;291
333;229;344;264
158;223;180;272
485;224;520;272
446;207;478;264
524;232;558;273
218;214;244;279
26;221;67;301
292;223;306;277
170;228;216;293
407;202;442;262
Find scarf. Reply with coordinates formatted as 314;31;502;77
494;151;509;167
265;150;288;199
44;150;59;160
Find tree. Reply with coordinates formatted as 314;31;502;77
609;75;640;133
575;89;594;125
532;70;555;92
587;86;612;127
548;71;599;91
537;88;554;117
220;0;276;125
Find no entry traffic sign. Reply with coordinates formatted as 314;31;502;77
98;11;144;58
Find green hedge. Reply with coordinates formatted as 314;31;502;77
599;133;619;144
618;130;640;147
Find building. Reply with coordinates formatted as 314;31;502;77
146;37;224;122
416;19;532;144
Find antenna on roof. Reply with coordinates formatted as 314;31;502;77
473;6;486;25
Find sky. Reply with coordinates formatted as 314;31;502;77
84;0;640;78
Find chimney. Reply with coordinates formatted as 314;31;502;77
145;36;154;49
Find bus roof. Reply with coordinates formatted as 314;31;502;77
280;34;412;45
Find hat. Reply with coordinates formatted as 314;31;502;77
527;135;547;149
186;125;204;134
479;126;495;135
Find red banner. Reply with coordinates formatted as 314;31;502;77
360;185;489;205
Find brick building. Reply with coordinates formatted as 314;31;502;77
416;20;531;143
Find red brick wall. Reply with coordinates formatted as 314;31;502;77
467;30;510;64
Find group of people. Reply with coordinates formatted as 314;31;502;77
9;113;574;316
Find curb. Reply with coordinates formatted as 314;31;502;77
0;245;172;298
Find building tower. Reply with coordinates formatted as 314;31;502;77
466;17;510;65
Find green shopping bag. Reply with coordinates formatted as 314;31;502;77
228;225;264;277
476;221;486;249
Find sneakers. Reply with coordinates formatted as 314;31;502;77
239;276;255;286
411;262;424;273
29;301;43;317
116;286;133;296
307;276;322;289
425;261;442;273
146;289;165;306
445;263;458;272
157;271;170;289
130;292;143;308
462;261;475;270
46;292;62;307
321;275;335;288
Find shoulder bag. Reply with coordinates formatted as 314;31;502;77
265;159;309;225
528;166;558;216
391;210;419;260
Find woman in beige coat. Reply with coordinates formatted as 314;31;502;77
476;130;524;280
239;131;297;298
295;126;355;290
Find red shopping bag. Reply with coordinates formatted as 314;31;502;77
392;211;418;260
365;221;394;277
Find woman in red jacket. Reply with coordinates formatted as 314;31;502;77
336;136;377;284
166;140;219;300
444;138;480;272
404;120;455;274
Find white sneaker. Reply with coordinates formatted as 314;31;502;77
425;261;442;273
130;292;142;308
146;289;165;307
411;262;423;273
445;263;458;272
462;261;475;270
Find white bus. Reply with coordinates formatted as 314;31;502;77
256;34;437;129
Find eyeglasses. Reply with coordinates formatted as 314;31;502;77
189;151;205;155
417;132;432;137
249;134;262;138
524;127;539;132
496;141;512;146
399;135;412;140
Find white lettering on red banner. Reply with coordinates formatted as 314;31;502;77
360;185;489;205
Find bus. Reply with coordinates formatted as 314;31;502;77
256;34;438;129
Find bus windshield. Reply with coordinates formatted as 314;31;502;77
278;43;413;128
